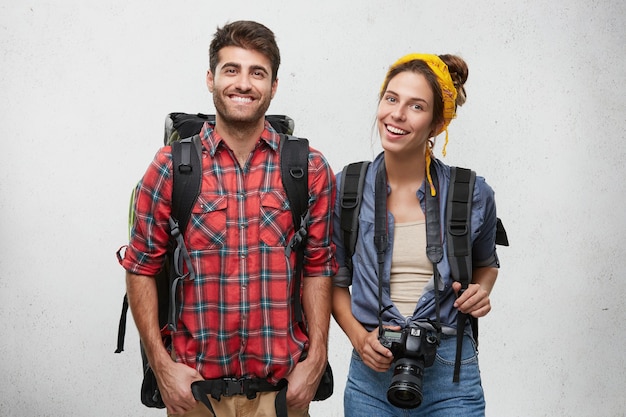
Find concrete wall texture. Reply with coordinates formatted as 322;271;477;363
1;1;625;416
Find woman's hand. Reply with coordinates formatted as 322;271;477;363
453;266;498;318
452;281;491;318
355;326;400;372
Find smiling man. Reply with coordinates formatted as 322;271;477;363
207;45;277;165
122;21;337;417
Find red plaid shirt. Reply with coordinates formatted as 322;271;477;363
123;122;337;382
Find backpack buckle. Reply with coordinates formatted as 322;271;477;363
222;378;247;397
285;211;310;257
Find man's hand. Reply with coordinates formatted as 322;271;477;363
156;361;203;415
126;272;202;414
285;358;324;410
289;275;332;410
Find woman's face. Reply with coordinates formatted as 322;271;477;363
377;71;438;157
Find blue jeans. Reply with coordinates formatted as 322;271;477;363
344;334;485;417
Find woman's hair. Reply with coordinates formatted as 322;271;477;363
378;54;469;130
209;20;281;83
439;54;469;107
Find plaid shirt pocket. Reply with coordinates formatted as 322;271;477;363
259;190;292;247
188;193;228;250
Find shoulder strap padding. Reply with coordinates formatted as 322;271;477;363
339;161;370;274
280;135;309;229
446;167;475;288
170;135;203;233
279;134;309;323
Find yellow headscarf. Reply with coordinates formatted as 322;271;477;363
382;53;458;196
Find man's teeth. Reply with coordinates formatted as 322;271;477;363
387;125;407;135
232;96;253;103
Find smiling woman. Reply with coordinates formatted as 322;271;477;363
331;53;500;417
378;71;437;167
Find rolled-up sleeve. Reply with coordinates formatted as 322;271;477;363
303;148;338;278
472;176;500;269
122;147;173;276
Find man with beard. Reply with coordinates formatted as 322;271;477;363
122;20;337;417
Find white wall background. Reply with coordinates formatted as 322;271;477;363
1;1;625;416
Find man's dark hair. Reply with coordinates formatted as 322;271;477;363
209;20;281;82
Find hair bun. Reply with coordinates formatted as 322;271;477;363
438;54;468;106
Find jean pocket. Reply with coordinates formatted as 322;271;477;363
434;335;479;366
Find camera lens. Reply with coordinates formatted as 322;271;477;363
386;357;425;409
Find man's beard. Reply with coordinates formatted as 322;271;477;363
212;92;271;130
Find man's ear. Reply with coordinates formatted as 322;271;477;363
206;70;214;93
270;78;278;99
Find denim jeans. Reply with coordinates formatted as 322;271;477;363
344;334;485;417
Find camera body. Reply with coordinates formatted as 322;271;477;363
379;326;438;364
379;326;439;409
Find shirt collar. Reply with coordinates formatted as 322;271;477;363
199;120;280;157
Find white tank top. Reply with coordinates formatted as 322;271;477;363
390;221;433;317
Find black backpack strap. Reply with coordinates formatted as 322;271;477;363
114;135;203;352
279;134;309;323
166;135;203;331
170;135;203;231
115;293;129;353
446;167;476;383
447;167;475;287
339;161;370;277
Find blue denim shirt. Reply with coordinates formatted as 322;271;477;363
332;152;499;333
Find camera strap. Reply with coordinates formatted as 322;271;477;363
374;160;390;338
424;168;444;336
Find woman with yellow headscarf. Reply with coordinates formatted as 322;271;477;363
331;54;502;416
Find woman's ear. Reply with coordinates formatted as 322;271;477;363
430;121;445;137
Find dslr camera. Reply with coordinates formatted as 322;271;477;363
379;325;439;409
